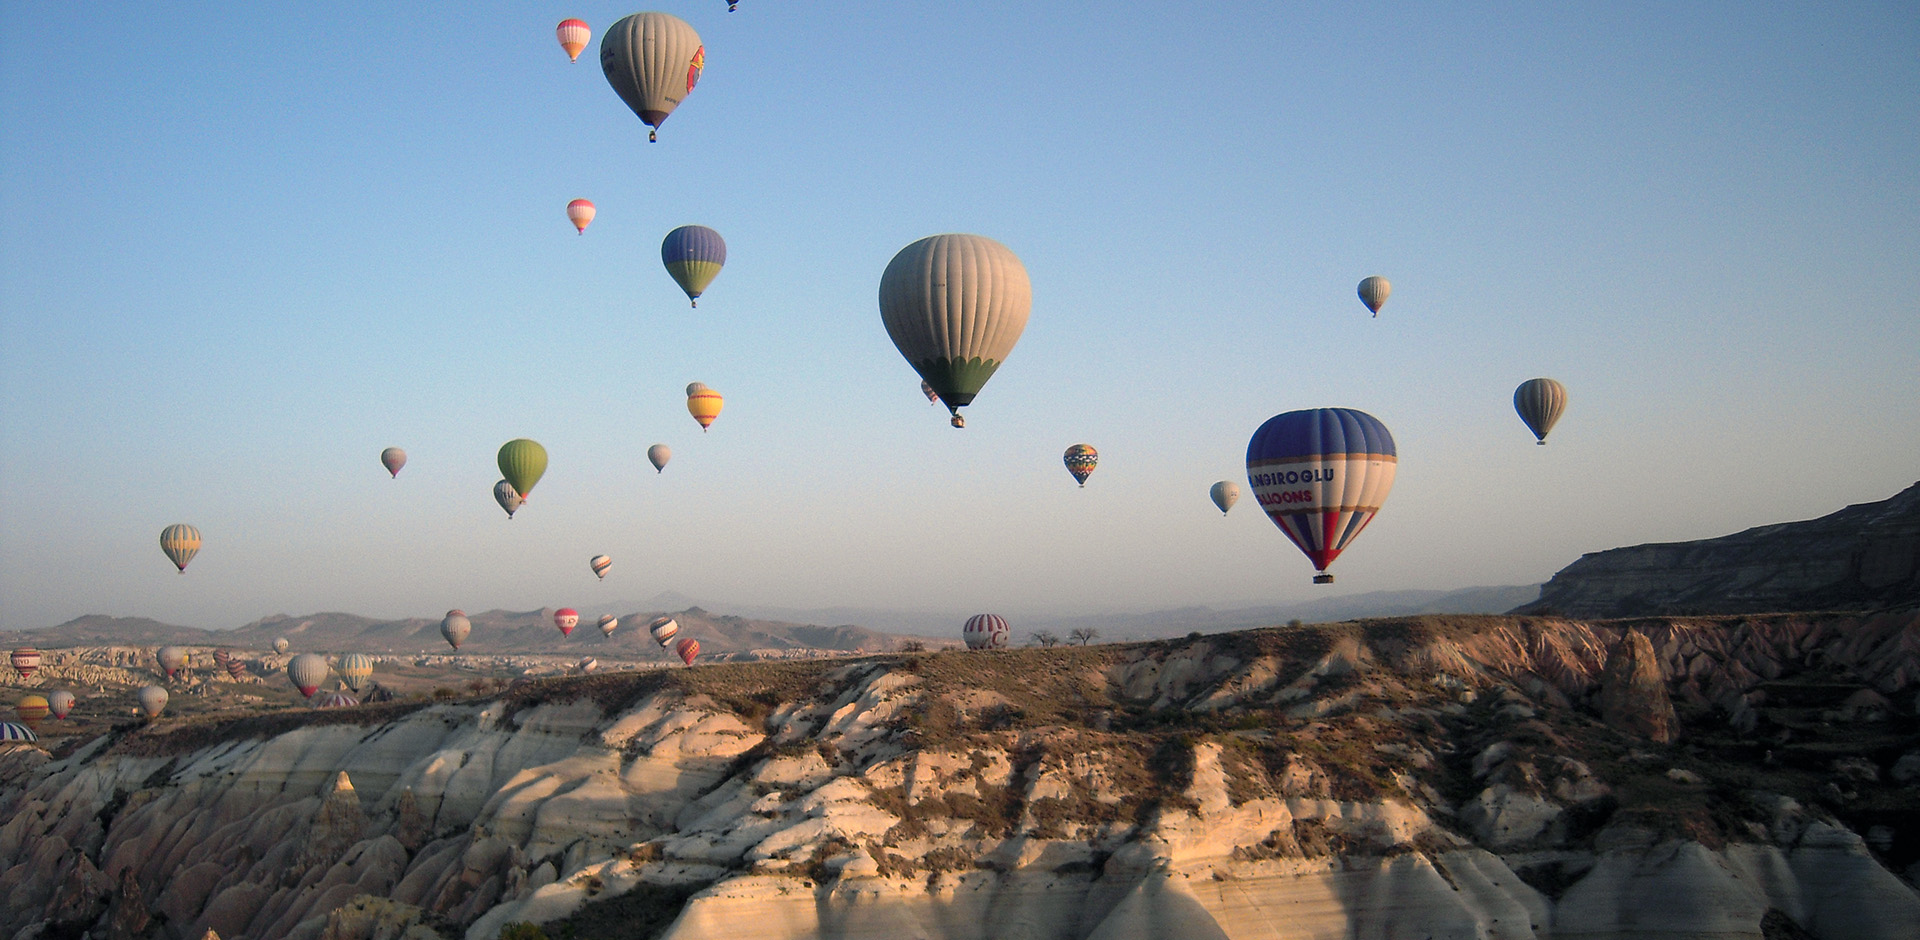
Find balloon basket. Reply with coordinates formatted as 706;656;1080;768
1313;574;1334;584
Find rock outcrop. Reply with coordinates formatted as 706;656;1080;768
2;612;1916;939
1518;482;1920;618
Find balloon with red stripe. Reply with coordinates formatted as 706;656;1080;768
1245;408;1396;584
555;19;591;62
567;198;595;234
962;614;1010;650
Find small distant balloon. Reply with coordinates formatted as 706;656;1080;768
381;447;407;478
1513;378;1568;445
554;608;580;637
675;637;700;666
567;198;595;234
598;614;618;637
160;524;202;574
920;380;939;404
1209;481;1240;515
648;616;679;647
494;480;524;519
440;610;471;651
46;690;74;720
1357;276;1391;317
311;691;358;709
136;685;169;719
590;555;612;580
661;225;726;306
600;12;704;143
10;648;41;681
287;653;328;697
686;383;723;431
339;653;374;692
156;646;188;680
556;18;591;62
15;695;49;727
648;443;671;473
577;657;599;674
963;614;1010;650
273;637;290;655
1063;444;1098;487
497;439;548;499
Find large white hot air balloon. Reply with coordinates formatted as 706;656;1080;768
600;12;704;143
440;610;471;651
879;234;1031;428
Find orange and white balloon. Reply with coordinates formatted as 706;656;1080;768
567;198;595;234
555;19;591;63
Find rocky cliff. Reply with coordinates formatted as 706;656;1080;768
1517;482;1920;618
2;612;1917;940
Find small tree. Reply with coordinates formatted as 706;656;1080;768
1029;631;1061;648
1068;627;1100;646
898;639;927;653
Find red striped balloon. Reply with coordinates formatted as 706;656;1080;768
675;637;700;666
963;615;1009;650
10;648;41;681
555;19;591;62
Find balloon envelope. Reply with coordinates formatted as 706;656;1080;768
567;198;596;233
879;234;1031;427
675;637;700;666
686;384;723;431
577;657;599;674
598;614;619;637
648;443;671;473
10;648;40;681
555;18;591;62
287;654;328;697
1513;378;1568;444
160;524;202;573
440;610;471;650
339;653;374;692
1210;481;1241;515
661;225;726;305
273;638;290;655
600;12;704;141
554;608;580;636
136;686;168;719
46;690;74;720
494;480;524;518
15;695;49;727
381;447;406;478
1063;444;1098;487
920;380;939;404
590;555;612;580
963;614;1010;650
311;691;359;709
648;616;679;647
1246;408;1397;583
497;440;548;499
156;646;188;679
0;722;37;744
1357;276;1391;316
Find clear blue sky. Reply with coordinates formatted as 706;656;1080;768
3;2;1916;631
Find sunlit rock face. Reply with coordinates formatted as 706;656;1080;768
1518;482;1920;618
2;611;1916;939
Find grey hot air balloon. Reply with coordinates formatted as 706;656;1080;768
647;443;671;473
136;685;169;719
1513;378;1568;445
440;610;472;651
600;12;704;143
494;480;525;519
287;653;329;697
879;234;1032;428
1357;276;1391;317
1209;481;1241;515
381;447;407;478
156;646;189;680
273;637;290;655
339;653;374;692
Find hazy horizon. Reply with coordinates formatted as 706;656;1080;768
4;4;1915;631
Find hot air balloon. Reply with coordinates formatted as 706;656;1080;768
440;610;471;651
15;695;49;727
160;524;201;573
600;12;704;143
648;443;671;473
598;614;619;637
920;380;939;404
339;654;374;692
576;657;599;674
213;648;231;670
555;18;591;62
136;685;168;719
567;198;596;234
311;691;359;709
879;234;1031;429
1513;378;1568;445
590;555;612;580
287;654;329;697
381;447;407;478
554;608;580;637
215;650;246;680
675;637;700;666
1210;481;1241;516
498;439;548;499
0;722;38;744
156;646;188;680
648;616;679;647
10;648;40;681
962;614;1010;650
1246;408;1397;584
661;225;726;306
1357;276;1391;317
46;690;73;720
686;383;723;431
494;480;525;519
1063;445;1098;487
273;637;290;655
725;1;739;11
